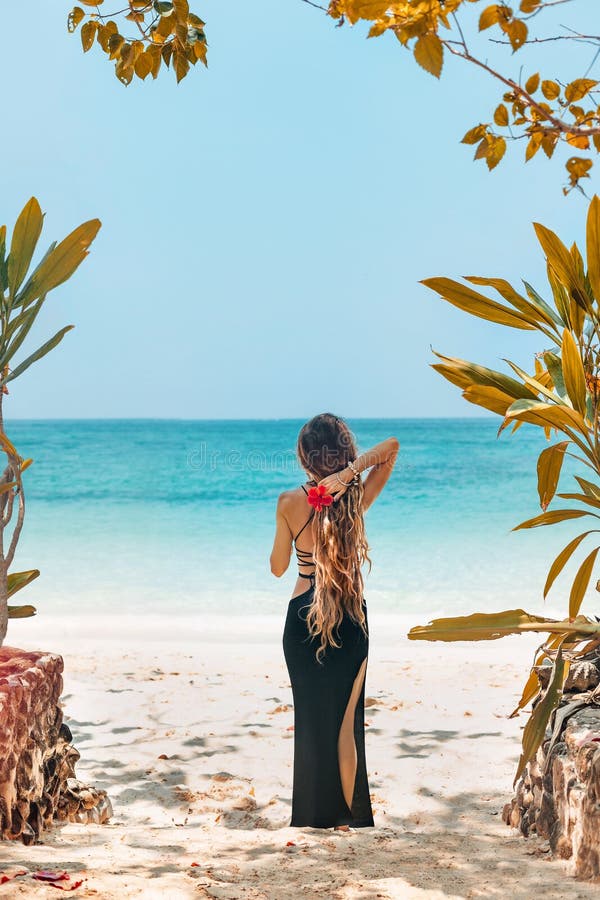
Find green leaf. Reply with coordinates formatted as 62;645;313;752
4;325;75;384
7;198;43;301
569;546;600;618
543;351;567;400
537;441;568;511
7;569;39;598
514;644;566;785
0;297;45;371
544;531;596;598
522;281;564;327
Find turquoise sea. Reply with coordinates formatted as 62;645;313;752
4;418;593;621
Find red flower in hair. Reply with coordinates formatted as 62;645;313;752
307;484;333;511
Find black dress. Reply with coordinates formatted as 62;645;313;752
282;487;374;829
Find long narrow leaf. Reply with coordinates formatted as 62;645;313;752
575;477;600;501
7;569;39;598
523;281;564;327
514;508;593;530
465;275;559;335
562;330;587;415
7;605;36;619
509;632;565;718
462;385;514;416
537;442;569;511
544;530;597;598
4;325;74;384
558;492;600;509
586;195;600;303
569;546;600;618
421;277;536;330
514;643;567;785
432;351;537;399
408;609;557;642
7;198;43;299
534;223;589;310
28;219;101;294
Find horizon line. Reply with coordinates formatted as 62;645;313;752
3;414;496;423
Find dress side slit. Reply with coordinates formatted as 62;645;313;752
337;656;368;811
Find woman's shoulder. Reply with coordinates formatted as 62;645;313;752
277;485;309;508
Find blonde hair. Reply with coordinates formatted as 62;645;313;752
297;413;371;661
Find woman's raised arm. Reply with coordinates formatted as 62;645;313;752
319;436;399;509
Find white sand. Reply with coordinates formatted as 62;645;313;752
0;612;598;899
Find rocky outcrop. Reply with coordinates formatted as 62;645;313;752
503;655;600;879
0;646;111;844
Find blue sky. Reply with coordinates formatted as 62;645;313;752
0;1;595;418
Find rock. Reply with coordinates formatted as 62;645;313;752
535;659;600;692
505;651;600;879
0;646;111;844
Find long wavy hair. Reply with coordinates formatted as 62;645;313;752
297;413;370;660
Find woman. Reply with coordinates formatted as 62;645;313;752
270;413;399;831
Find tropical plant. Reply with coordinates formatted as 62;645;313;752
409;194;600;784
0;198;101;647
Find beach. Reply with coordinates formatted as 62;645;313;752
1;613;597;899
1;418;597;897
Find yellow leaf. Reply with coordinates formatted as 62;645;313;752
544;532;594;598
537;441;568;511
413;33;443;78
561;329;587;414
81;20;97;52
336;0;391;24
533;222;589;309
493;104;509;127
569;547;600;618
8;198;43;299
421;277;535;330
30;220;101;294
541;80;560;100
462;124;487;145
68;6;85;32
174;50;189;83
565;79;598;103
135;51;153;80
505;19;527;51
566;133;590;150
479;4;501;30
525;132;542;162
462;385;514;416
525;72;539;94
408;609;558;643
586;196;600;304
486;136;506;171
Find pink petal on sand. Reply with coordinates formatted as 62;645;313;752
33;871;70;883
